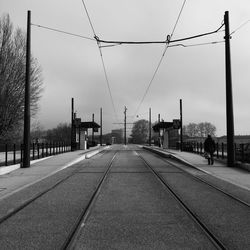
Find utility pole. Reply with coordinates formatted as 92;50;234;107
124;106;127;145
149;108;151;146
22;10;31;168
100;108;102;146
180;99;183;151
92;113;95;144
224;11;235;167
71;98;75;151
158;114;161;147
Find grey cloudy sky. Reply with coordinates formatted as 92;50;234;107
1;0;250;136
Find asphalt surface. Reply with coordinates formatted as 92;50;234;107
0;145;249;249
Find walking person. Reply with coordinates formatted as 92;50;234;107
204;135;216;165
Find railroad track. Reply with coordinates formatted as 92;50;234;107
136;151;226;250
61;152;117;249
0;150;115;234
137;151;250;249
143;149;250;208
1;146;249;249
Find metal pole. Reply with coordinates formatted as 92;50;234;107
149;108;151;146
180;99;183;151
92;113;94;144
100;108;103;146
22;10;31;168
124;106;127;145
224;11;235;167
158;113;160;147
71;98;74;151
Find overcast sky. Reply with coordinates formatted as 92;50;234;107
1;0;250;136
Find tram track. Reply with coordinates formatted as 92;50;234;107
0;146;249;249
61;152;117;249
137;149;250;249
136;151;226;250
0;149;114;229
143;149;250;208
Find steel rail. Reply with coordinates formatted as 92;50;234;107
61;151;117;250
163;157;250;208
136;151;226;250
0;150;108;225
146;148;250;208
0;169;80;225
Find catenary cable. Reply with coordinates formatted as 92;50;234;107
31;23;95;41
96;23;224;45
132;0;187;118
80;0;119;122
169;40;225;48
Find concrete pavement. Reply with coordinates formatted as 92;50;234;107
0;146;108;199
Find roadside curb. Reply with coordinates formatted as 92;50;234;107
0;156;53;176
143;146;250;191
0;146;108;176
143;146;211;175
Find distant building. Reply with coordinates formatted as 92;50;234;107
153;121;180;149
111;129;123;144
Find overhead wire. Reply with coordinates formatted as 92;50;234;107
80;0;119;122
132;0;187;118
80;0;97;36
31;23;95;41
230;19;250;35
96;23;224;45
77;0;225;123
169;40;224;48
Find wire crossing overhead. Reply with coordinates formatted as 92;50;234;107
32;0;227;124
133;0;188;118
80;0;119;122
95;23;225;46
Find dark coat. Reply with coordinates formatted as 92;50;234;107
204;136;216;153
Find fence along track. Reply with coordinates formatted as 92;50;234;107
61;151;117;250
136;151;226;250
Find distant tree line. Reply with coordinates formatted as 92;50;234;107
129;120;217;144
183;122;216;138
0;14;43;144
31;123;71;144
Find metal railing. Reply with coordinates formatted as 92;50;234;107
181;142;250;163
0;142;71;167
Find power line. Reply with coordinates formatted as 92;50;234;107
132;0;187;118
80;0;97;36
169;40;225;48
230;20;250;35
96;23;224;46
80;0;119;122
31;23;95;41
170;0;187;37
97;46;119;122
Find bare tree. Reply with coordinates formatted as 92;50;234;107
184;123;198;137
0;14;43;142
183;122;216;138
